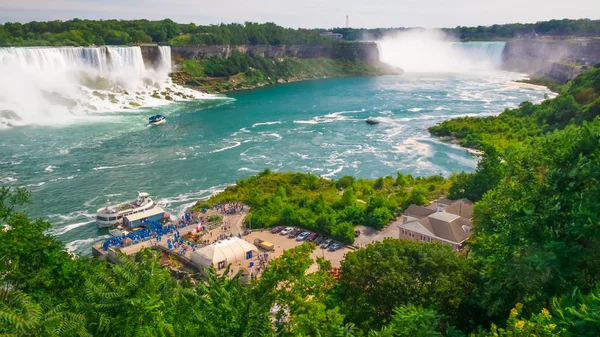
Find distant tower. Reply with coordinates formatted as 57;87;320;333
346;15;349;28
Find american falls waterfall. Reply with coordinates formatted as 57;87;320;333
0;46;202;127
376;29;506;73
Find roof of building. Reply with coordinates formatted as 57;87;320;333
124;206;165;222
445;199;474;219
436;198;455;207
190;237;258;268
415;212;471;244
403;204;436;218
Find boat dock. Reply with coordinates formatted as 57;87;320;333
92;206;250;266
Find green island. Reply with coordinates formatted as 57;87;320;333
3;65;600;336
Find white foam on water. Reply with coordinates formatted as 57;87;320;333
92;161;154;171
293;109;364;125
65;235;110;253
24;182;45;187
238;167;260;172
408;108;424;112
259;132;283;141
0;177;17;183
47;210;95;223
49;175;76;182
231;127;250;136
252;121;282;127
210;141;242;153
51;220;94;236
44;165;57;172
321;165;344;179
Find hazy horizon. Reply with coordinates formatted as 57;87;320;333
0;0;598;29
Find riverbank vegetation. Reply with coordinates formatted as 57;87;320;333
429;65;600;149
194;170;451;243
517;77;563;93
172;51;398;93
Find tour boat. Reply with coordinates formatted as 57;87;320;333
96;192;155;228
148;114;166;125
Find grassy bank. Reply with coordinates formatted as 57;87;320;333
516;77;563;93
171;51;401;93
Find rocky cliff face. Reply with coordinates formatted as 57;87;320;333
140;43;381;66
502;39;600;82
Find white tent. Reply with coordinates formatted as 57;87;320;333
190;237;258;270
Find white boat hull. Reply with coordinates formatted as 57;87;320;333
149;119;166;125
96;192;155;228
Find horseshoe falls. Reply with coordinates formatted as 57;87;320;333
376;29;506;72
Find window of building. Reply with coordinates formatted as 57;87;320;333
217;261;226;270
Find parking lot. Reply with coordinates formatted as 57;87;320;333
244;229;353;272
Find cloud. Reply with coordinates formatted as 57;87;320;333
0;0;598;28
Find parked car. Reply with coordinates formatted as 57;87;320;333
306;232;318;242
280;227;294;235
320;239;332;248
296;231;310;241
328;243;341;251
314;236;324;245
288;228;302;238
271;226;285;234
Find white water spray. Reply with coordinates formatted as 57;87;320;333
0;46;205;127
376;29;505;73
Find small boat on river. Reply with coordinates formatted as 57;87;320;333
149;114;166;125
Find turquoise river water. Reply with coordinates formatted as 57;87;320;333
0;71;550;255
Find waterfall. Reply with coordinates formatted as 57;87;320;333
453;42;505;68
0;46;204;127
376;29;506;73
158;46;172;71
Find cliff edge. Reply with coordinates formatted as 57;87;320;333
502;39;600;82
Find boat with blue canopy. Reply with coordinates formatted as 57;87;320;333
149;114;166;125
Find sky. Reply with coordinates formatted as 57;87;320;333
0;0;598;28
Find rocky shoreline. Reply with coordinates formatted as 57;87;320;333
171;61;402;94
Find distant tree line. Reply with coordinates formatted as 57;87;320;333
0;19;332;47
2;18;599;47
333;18;600;41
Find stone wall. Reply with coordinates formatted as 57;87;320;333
502;39;600;82
140;43;381;66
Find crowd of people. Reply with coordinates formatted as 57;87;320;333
102;221;185;251
213;202;244;215
251;252;270;279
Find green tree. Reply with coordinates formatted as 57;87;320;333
338;239;477;331
131;30;152;43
